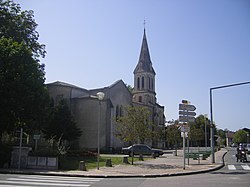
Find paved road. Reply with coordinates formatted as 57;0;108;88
0;148;249;187
0;174;103;187
90;148;250;187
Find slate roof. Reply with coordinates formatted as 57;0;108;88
134;29;156;75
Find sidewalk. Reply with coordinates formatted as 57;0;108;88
0;148;227;178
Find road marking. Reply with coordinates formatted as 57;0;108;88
228;165;236;170
1;175;103;187
241;165;250;170
2;180;90;186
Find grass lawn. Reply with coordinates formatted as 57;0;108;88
59;155;151;170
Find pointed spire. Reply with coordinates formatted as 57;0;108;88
134;27;155;75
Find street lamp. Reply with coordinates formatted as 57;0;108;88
96;92;105;170
209;81;250;163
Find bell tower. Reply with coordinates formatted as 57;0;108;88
133;28;156;105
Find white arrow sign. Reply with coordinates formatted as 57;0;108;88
179;115;195;123
180;126;190;132
179;104;196;111
179;111;196;116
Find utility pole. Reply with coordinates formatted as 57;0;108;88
209;81;250;163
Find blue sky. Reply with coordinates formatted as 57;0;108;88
15;0;250;132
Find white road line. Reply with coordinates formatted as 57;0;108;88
8;178;91;184
241;165;250;170
1;180;90;186
1;175;103;187
17;175;102;181
228;165;236;170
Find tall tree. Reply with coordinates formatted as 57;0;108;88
0;0;49;138
0;0;46;58
43;100;82;143
115;106;156;144
233;129;247;144
165;123;181;150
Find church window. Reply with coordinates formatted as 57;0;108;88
139;96;142;102
142;77;144;89
116;105;119;120
137;77;140;89
148;77;151;89
151;78;154;90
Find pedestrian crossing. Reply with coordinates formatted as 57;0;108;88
227;164;250;171
0;175;103;187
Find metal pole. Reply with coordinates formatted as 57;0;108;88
18;128;23;169
97;101;101;170
183;133;185;170
187;138;189;165
210;89;215;163
209;81;250;164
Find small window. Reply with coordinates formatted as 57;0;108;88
142;77;144;89
148;77;151;89
139;96;142;102
137;77;140;89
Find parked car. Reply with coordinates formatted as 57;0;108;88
121;144;163;157
246;144;250;154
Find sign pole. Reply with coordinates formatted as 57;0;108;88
183;132;185;170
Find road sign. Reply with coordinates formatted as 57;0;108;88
179;104;196;111
33;135;41;140
179;115;195;123
179;111;196;116
181;132;188;138
180;126;190;132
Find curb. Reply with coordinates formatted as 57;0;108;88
0;151;228;178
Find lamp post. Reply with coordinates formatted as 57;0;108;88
209;81;250;163
96;92;105;170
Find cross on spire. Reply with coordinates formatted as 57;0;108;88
143;19;146;30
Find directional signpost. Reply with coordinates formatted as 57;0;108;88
178;100;196;170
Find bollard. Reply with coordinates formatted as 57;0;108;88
123;156;129;164
106;158;112;167
139;154;144;161
152;153;156;159
79;161;87;171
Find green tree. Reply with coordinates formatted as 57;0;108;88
0;38;49;137
0;0;49;139
165;123;181;152
44;100;82;143
233;129;247;144
115;106;156;144
0;0;46;58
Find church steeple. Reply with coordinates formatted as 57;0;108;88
133;28;156;105
133;29;155;75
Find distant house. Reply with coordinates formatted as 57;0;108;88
47;29;165;150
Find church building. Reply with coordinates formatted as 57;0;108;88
47;29;165;150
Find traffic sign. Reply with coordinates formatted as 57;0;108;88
179;104;196;111
179;115;195;123
181;132;188;138
179;111;196;116
180;126;190;132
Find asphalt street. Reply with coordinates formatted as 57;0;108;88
0;148;249;187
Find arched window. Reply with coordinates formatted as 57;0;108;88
137;77;140;89
148;77;151;89
116;105;119;120
151;78;154;90
139;96;142;102
142;77;144;89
